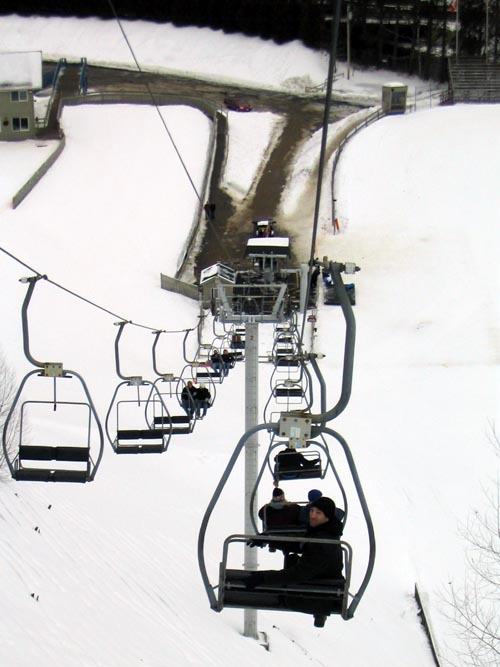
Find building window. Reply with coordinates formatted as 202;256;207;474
12;117;29;132
11;90;28;102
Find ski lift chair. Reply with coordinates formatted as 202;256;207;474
217;534;352;624
273;445;323;481
150;376;197;435
2;276;104;482
106;322;171;454
5;373;103;483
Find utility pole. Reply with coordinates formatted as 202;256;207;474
485;0;490;60
243;322;259;638
346;2;351;79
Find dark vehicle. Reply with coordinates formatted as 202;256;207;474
224;97;252;112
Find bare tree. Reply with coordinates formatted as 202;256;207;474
0;351;20;472
443;425;500;666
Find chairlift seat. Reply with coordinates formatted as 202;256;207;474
274;387;304;398
14;467;89;483
277;469;322;480
222;569;346;617
275;450;322;480
153;415;191;425
114;429;167;453
115;443;166;454
196;370;221;378
18;445;90;462
117;429;166;440
276;359;300;367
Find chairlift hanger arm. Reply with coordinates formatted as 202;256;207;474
308;262;358;426
20;275;49;369
198;421;279;610
152;330;178;378
151;330;163;376
113;321;137;381
182;328;198;364
322;425;375;619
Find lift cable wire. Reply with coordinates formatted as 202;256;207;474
106;0;201;202
0;245;194;335
299;0;342;345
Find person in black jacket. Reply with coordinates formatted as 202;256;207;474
258;488;303;566
274;446;320;480
195;383;211;419
221;349;235;375
246;497;344;625
180;380;197;418
258;488;301;532
210;349;223;375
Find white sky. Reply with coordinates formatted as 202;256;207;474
0;14;499;667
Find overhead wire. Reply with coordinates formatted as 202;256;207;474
0;245;194;335
107;0;235;271
299;0;343;346
106;0;201;202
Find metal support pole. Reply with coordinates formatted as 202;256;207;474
243;322;259;638
346;2;351;79
486;0;489;60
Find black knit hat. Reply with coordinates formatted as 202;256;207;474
310;496;336;521
273;487;285;499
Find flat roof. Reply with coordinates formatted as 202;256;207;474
245;237;290;257
0;51;42;90
247;237;289;248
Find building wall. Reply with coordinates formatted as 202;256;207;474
0;89;35;140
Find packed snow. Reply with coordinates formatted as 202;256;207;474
0;14;499;667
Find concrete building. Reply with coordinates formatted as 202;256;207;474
0;51;42;141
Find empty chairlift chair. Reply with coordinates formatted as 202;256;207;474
105;322;171;454
2;275;104;482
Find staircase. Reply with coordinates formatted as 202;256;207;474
446;57;500;104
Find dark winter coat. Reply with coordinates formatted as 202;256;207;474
248;518;344;587
196;386;211;403
221;351;235;365
210;352;222;366
275;448;319;474
181;385;197;405
258;501;301;531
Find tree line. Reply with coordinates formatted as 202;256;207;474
2;0;499;81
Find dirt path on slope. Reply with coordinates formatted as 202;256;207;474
45;63;366;278
194;99;361;276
